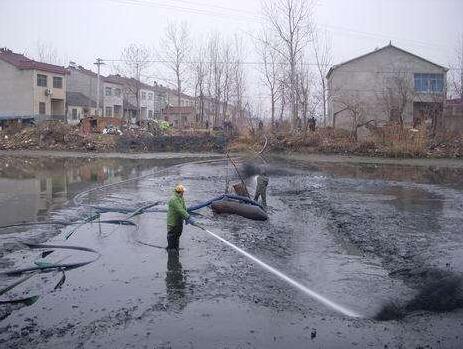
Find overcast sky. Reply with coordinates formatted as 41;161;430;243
0;0;461;96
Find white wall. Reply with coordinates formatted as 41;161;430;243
33;69;67;120
0;60;34;116
328;46;447;130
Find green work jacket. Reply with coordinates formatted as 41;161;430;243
167;192;190;229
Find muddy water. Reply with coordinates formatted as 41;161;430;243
1;154;463;348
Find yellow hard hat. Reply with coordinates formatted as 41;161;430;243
175;184;186;193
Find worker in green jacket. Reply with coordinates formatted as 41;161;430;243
167;184;194;251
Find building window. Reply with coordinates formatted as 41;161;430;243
141;92;146;100
148;93;153;100
105;107;112;117
414;73;444;93
148;110;153;118
37;74;47;87
72;108;78;120
114;105;122;116
53;76;63;88
105;87;112;96
39;102;46;114
114;88;121;97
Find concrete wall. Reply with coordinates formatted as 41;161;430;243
444;104;463;133
67;69;97;108
138;88;154;120
0;60;34;116
123;87;156;121
33;68;67;121
327;46;447;131
166;90;195;108
66;105;98;125
68;69;123;118
153;88;168;117
103;82;123;117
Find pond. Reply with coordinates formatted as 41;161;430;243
1;153;462;348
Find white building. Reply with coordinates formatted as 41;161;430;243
106;75;160;122
0;48;67;123
327;44;448;131
67;64;123;122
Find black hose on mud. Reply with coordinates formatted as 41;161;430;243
0;243;100;303
0;157;225;301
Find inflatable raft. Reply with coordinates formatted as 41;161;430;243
211;199;268;221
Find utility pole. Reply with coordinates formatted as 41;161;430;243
136;62;140;122
94;58;105;117
460;34;463;100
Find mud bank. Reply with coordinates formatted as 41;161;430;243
0;155;463;348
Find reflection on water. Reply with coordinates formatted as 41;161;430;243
0;156;191;227
165;250;187;311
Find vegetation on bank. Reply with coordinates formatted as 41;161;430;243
232;124;463;159
1;121;462;158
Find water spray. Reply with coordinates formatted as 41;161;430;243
192;223;363;319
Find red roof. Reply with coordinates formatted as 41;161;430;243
106;74;154;90
68;65;123;85
0;48;67;75
69;65;97;77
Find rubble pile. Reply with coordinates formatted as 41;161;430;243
0;122;226;153
427;136;463;158
116;132;226;152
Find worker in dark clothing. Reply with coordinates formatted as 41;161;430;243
254;170;269;209
166;184;194;251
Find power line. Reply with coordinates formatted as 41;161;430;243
101;57;459;71
104;0;451;51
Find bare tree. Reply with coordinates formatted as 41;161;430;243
377;72;415;127
311;30;332;127
221;39;233;123
262;0;315;130
207;33;225;127
296;60;318;136
450;34;463;99
256;31;283;127
34;40;62;65
336;93;374;141
231;35;247;129
278;80;288;122
119;44;152;122
161;21;191;107
192;40;208;126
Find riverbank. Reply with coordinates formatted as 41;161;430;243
0;122;226;153
2;149;463;168
2;122;463;159
232;126;463;159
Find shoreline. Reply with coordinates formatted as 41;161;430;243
2;149;463;168
270;152;463;168
0;149;222;160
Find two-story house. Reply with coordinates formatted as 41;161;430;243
67;64;123;123
327;43;448;132
106;75;157;123
152;83;169;119
0;48;67;124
